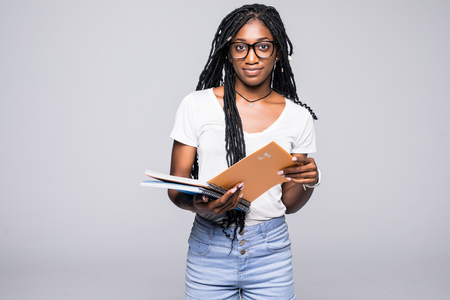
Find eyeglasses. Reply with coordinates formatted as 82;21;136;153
228;41;277;59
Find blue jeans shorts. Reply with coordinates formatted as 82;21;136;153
185;214;296;300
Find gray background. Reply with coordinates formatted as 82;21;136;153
1;0;449;299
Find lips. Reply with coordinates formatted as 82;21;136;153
242;68;263;76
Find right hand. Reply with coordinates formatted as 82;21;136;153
193;182;244;215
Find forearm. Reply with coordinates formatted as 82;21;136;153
168;141;199;212
281;182;314;214
168;189;198;213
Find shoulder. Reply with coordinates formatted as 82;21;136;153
179;88;216;108
176;88;223;120
183;88;213;100
283;99;315;128
287;99;314;118
184;88;216;102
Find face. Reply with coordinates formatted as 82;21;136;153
229;19;278;89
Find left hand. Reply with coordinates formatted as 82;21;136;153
278;154;318;186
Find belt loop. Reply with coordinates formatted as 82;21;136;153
261;222;267;238
209;223;214;240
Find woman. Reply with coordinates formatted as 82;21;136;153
168;4;320;300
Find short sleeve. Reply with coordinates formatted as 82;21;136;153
170;93;198;147
291;114;317;154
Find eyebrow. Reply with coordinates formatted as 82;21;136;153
233;37;272;42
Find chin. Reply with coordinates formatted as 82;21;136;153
237;77;271;88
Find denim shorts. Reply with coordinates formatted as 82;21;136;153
185;214;296;300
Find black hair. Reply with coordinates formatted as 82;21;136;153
193;3;317;243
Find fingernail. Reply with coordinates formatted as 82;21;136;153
202;195;207;201
277;170;284;175
230;187;237;193
286;177;292;181
292;157;297;161
239;193;243;199
238;182;244;189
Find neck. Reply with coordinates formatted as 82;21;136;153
234;82;272;99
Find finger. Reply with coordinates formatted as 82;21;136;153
208;182;244;212
279;157;316;176
279;165;315;177
233;192;244;209
228;190;244;210
284;170;317;180
289;176;318;185
286;170;318;184
216;183;244;214
194;194;210;202
224;182;244;206
193;194;208;204
227;182;244;198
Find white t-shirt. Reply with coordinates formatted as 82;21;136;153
170;88;316;226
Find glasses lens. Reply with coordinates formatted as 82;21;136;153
254;42;274;58
230;43;248;59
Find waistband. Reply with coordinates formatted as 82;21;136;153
194;214;286;240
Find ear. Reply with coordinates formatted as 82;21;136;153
227;52;233;63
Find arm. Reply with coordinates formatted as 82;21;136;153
168;140;244;215
279;154;319;214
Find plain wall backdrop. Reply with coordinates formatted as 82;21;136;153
1;0;449;299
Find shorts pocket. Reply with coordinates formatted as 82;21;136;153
265;228;291;253
188;237;210;256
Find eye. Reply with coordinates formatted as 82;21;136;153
256;42;272;52
234;43;248;52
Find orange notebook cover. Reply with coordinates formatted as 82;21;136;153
207;141;298;202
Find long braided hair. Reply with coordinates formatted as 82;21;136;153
192;4;317;242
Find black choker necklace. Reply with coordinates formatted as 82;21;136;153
235;89;272;107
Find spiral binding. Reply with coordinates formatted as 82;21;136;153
207;182;229;194
236;202;251;214
199;186;251;214
198;187;223;199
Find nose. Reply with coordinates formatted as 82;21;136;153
245;45;259;64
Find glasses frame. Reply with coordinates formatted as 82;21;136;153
228;41;278;59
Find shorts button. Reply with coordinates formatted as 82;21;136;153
240;249;247;255
239;230;247;235
239;240;246;246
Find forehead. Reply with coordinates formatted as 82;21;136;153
233;19;274;42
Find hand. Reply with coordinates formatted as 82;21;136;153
192;182;244;215
278;155;318;186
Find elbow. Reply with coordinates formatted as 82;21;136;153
168;189;182;208
285;207;299;214
168;189;193;211
283;197;311;214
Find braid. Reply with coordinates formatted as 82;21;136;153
223;62;246;167
193;4;317;243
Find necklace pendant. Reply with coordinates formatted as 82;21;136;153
235;89;272;107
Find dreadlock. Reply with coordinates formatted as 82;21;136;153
192;4;317;243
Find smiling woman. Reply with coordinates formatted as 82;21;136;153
166;4;320;299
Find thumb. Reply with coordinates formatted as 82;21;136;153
194;194;209;203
